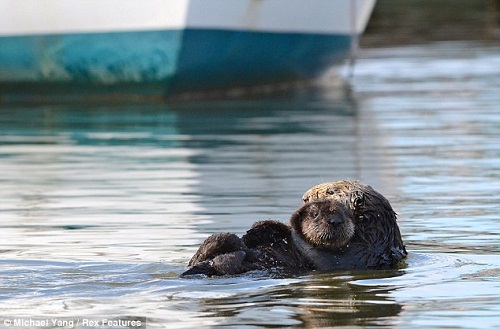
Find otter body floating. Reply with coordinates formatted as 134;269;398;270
182;181;407;277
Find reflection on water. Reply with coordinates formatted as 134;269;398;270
0;106;206;264
196;270;404;328
2;8;500;329
353;43;500;257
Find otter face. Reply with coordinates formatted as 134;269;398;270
291;199;355;250
299;181;407;269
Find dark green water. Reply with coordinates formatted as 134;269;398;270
1;2;500;328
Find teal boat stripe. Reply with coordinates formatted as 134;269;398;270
0;29;351;92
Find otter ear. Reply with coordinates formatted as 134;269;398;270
350;191;365;221
351;190;364;207
290;206;304;232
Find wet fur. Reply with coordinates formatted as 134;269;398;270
301;180;407;269
291;200;355;250
182;181;407;277
182;221;310;277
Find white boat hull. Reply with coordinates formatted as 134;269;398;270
0;0;377;99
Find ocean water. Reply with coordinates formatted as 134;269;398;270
2;24;500;329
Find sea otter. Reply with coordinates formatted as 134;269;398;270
181;199;353;277
181;180;407;277
300;180;407;270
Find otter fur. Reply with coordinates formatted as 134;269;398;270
300;180;407;270
181;218;312;277
182;181;407;277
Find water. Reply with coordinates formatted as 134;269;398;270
2;20;500;329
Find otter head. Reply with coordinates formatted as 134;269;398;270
301;180;396;224
290;199;355;250
300;181;407;269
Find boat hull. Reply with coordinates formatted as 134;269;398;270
0;0;376;99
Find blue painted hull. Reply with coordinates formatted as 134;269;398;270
173;30;351;91
0;29;351;99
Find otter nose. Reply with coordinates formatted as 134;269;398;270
328;214;344;224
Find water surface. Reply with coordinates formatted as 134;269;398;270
1;39;500;329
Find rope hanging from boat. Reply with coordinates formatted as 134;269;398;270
348;0;359;79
